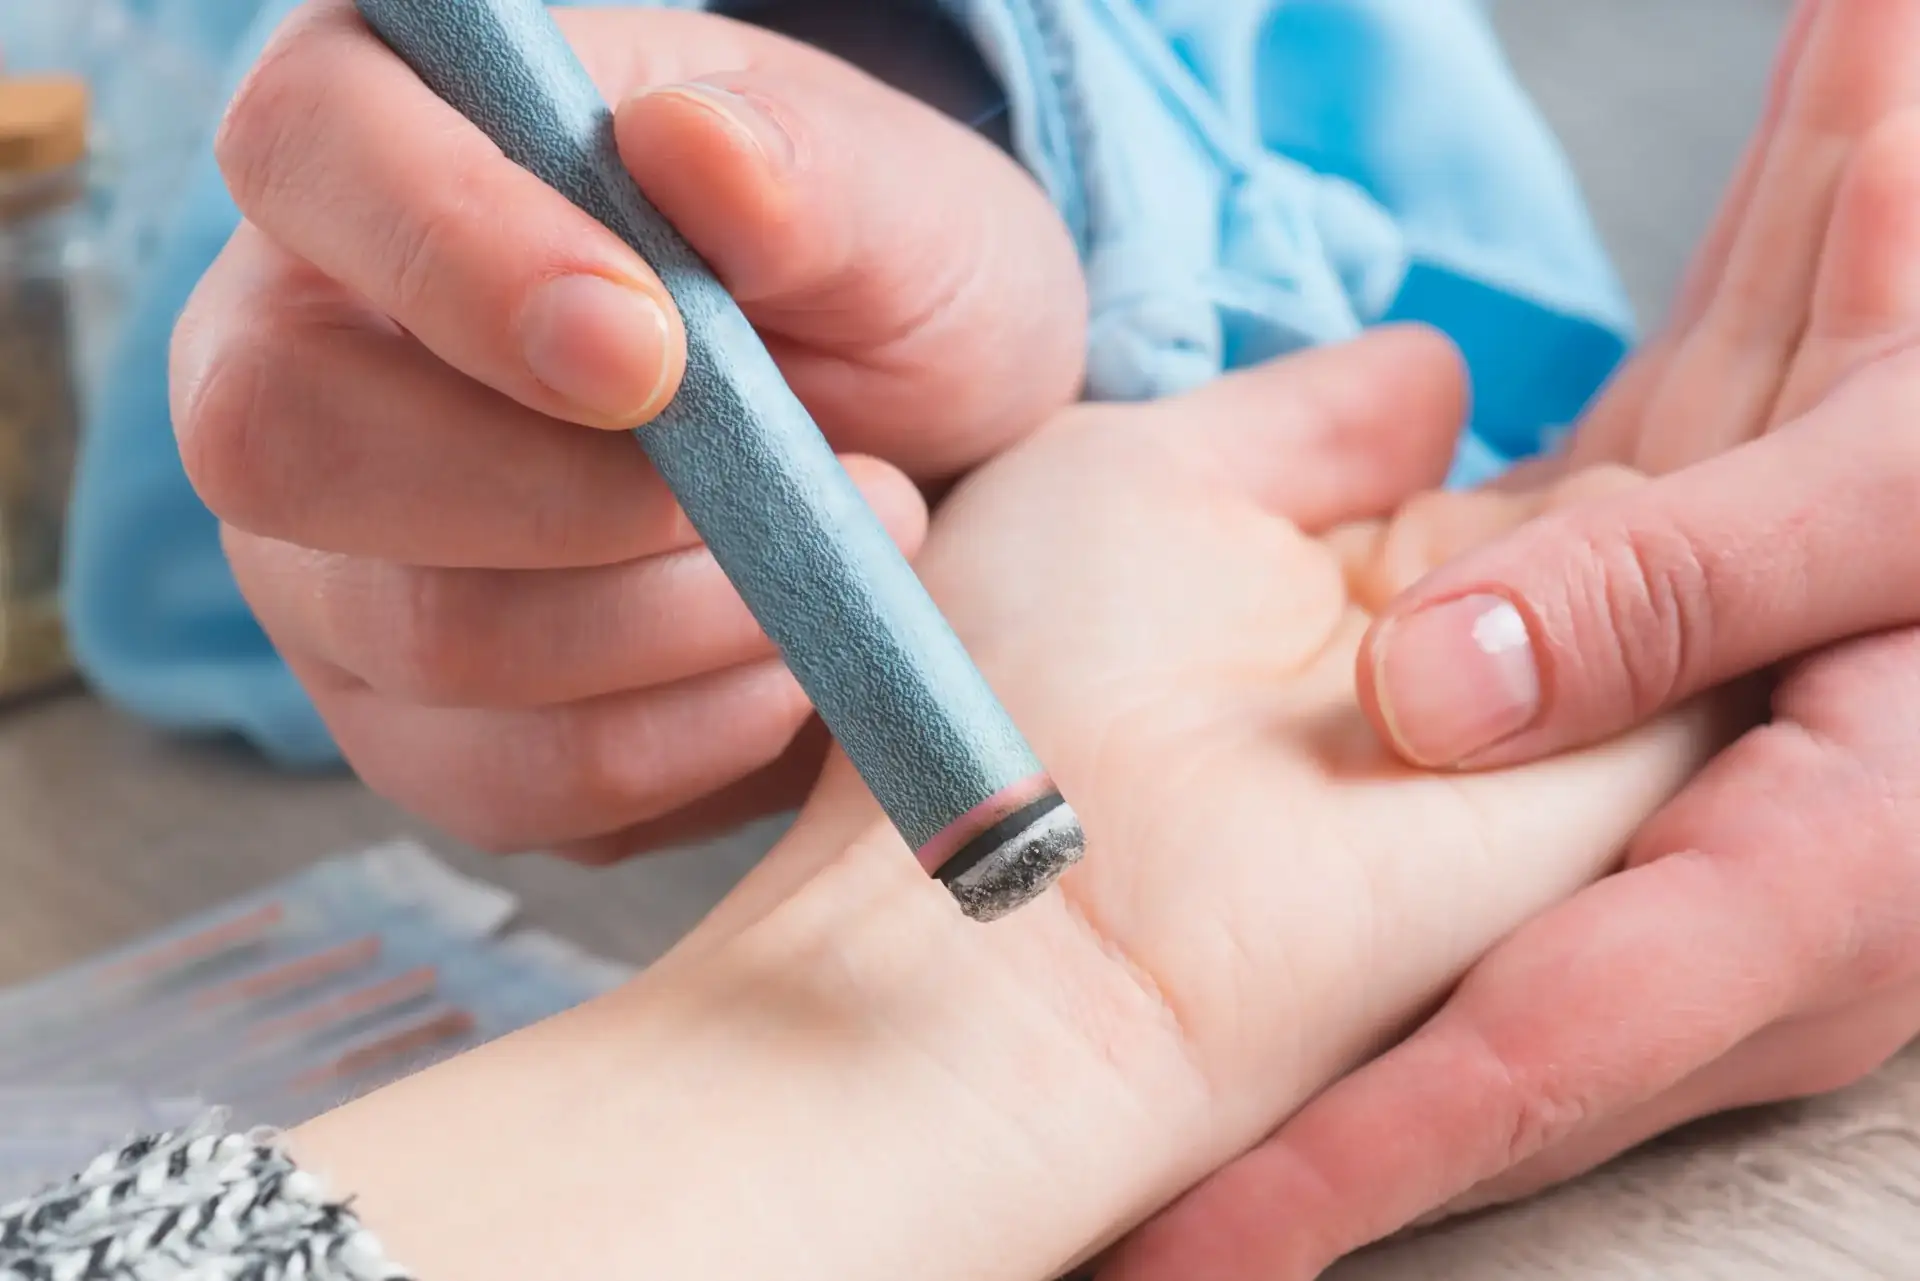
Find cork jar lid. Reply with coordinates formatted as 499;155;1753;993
0;75;89;174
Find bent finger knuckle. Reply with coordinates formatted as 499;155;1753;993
1492;1072;1591;1172
1452;1019;1596;1174
172;303;281;527
338;734;551;859
1557;513;1717;721
215;6;331;214
373;185;465;320
346;569;500;707
564;699;681;824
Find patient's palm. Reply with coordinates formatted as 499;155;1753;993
911;339;1732;1138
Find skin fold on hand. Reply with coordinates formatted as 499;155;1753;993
287;330;1753;1281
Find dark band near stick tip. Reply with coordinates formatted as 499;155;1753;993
936;793;1086;923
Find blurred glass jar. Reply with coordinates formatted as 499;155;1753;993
0;75;91;702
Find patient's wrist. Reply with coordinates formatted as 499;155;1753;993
288;820;1207;1281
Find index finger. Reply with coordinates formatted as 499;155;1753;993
217;0;688;428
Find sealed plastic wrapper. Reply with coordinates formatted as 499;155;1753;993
0;1086;204;1135
35;924;449;1087
118;951;444;1093
0;1088;203;1203
0;841;516;1071
0;844;632;1162
5;932;392;1083
219;931;633;1127
56;922;627;1097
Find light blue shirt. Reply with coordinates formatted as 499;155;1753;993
55;0;1633;767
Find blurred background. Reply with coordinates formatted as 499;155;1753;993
1495;0;1794;324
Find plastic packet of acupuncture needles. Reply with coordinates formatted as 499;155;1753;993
215;931;634;1129
127;928;629;1120
0;842;632;1173
27;888;516;1091
0;1088;205;1203
0;840;515;1077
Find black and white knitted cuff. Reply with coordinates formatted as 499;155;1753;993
0;1118;411;1280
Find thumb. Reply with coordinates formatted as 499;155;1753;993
1358;367;1920;768
1150;325;1467;533
614;57;1087;478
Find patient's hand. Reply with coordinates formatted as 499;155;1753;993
289;331;1747;1281
687;329;1746;1257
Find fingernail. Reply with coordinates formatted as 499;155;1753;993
637;81;794;168
1371;594;1541;767
520;274;675;424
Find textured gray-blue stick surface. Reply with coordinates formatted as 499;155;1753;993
351;0;1043;852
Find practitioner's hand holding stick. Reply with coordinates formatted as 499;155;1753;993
178;0;1087;867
